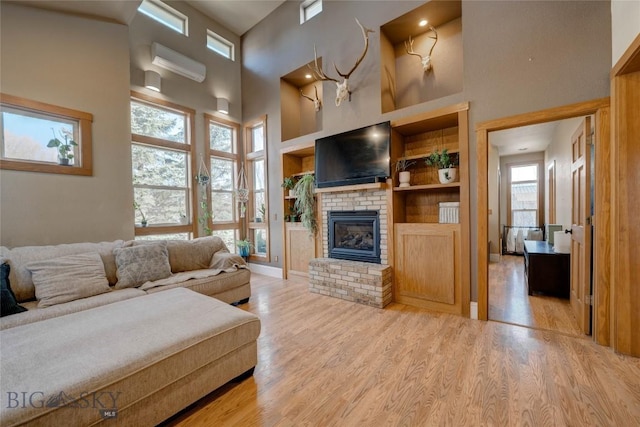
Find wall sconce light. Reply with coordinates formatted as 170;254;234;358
216;98;229;114
144;70;161;92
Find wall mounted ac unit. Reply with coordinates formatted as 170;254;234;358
151;42;206;83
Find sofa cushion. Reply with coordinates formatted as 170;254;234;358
114;242;171;289
0;288;260;427
1;263;27;317
27;252;112;308
0;288;146;331
3;240;124;302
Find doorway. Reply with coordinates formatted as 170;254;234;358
487;117;585;336
476;98;611;343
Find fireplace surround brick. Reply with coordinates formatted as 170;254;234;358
309;258;392;308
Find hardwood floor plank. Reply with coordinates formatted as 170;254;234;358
162;273;640;427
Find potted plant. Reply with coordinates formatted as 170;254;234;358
133;201;147;227
288;206;298;222
281;176;296;197
47;129;77;166
293;174;317;235
395;158;416;188
424;149;458;184
236;239;252;259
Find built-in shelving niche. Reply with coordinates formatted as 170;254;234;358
280;60;324;142
380;0;462;113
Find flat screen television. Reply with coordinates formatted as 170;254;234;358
315;121;391;188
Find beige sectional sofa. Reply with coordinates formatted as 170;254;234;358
0;236;260;426
0;236;251;330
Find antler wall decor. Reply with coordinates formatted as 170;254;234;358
405;25;438;72
300;85;322;112
309;18;374;107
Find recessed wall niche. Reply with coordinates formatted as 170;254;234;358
280;60;324;142
380;0;462;113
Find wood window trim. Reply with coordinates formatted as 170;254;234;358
131;91;197;237
244;115;270;262
204;113;242;235
0;93;93;176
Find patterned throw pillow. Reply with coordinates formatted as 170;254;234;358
1;262;27;316
113;242;172;289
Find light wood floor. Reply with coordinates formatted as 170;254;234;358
489;255;582;337
163;273;640;426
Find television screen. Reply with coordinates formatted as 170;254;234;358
315;122;391;188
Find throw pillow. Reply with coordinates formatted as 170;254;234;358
113;242;171;289
26;252;111;308
166;236;227;273
1;262;27;317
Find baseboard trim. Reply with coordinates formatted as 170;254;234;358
490;253;501;263
248;263;283;278
470;302;478;320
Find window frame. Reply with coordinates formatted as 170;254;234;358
506;160;544;228
0;93;93;176
130;91;196;238
205;113;241;246
300;0;322;24
244;115;270;262
138;0;189;36
206;30;235;61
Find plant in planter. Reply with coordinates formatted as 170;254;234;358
424;149;459;184
133;201;147;227
395;158;416;188
47;129;77;166
236;239;253;258
288;206;298;222
293;174;317;235
281;176;296;197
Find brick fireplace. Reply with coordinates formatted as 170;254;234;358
309;187;392;308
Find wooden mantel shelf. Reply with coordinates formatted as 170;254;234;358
393;182;461;192
314;182;387;194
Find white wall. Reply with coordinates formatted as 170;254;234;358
0;3;132;247
611;0;640;66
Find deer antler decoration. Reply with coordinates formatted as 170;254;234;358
309;18;375;107
405;25;438;72
300;85;322;112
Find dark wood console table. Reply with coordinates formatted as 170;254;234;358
523;240;570;298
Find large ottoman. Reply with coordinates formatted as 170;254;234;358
0;288;261;426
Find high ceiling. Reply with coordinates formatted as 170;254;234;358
10;0;285;35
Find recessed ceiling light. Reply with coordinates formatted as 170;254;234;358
305;74;312;79
419;19;428;27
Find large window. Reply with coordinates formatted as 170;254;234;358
508;163;543;227
138;0;188;36
206;114;240;251
300;0;322;24
130;92;195;239
0;93;93;176
245;116;269;260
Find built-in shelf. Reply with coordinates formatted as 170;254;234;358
284;196;297;200
291;170;314;177
393;182;461;192
397;149;460;163
315;182;387;194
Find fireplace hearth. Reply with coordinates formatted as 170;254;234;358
328;210;380;264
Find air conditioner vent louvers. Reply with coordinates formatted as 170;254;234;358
151;42;206;83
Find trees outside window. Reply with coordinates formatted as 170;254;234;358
130;92;195;239
244;116;269;261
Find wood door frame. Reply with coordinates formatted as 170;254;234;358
476;98;610;342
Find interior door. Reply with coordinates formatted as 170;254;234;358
570;117;592;335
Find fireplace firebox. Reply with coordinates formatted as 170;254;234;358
328;210;380;264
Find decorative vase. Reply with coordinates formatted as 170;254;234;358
141;220;148;227
238;246;250;257
289;189;296;197
59;158;70;166
438;168;457;184
399;171;411;187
